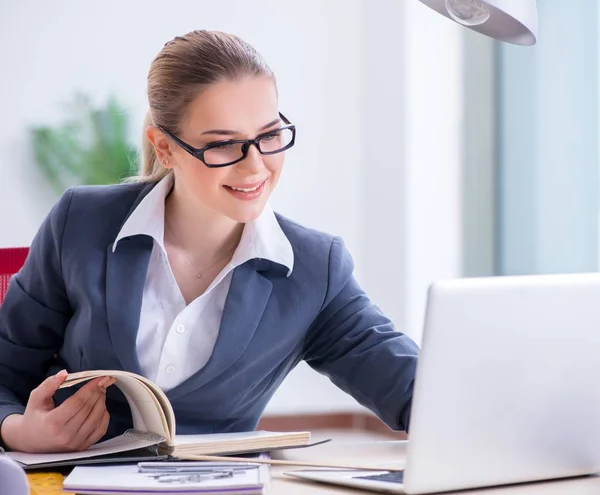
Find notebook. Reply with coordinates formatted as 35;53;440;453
62;461;271;495
3;370;311;469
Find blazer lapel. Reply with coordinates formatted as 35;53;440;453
168;262;273;398
105;235;154;374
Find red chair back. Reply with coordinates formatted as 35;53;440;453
0;247;29;305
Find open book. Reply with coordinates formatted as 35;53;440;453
4;370;311;469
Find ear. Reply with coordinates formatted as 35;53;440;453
146;127;176;168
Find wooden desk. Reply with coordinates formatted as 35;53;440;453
272;439;600;494
271;469;600;494
28;468;600;495
28;439;600;494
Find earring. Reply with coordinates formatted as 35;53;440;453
162;159;169;168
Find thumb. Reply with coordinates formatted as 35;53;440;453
28;370;68;409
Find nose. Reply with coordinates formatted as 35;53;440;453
236;143;264;174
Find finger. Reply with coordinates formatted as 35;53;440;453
50;387;104;451
101;377;117;389
64;387;104;432
48;377;105;425
79;409;110;451
63;377;116;448
71;388;109;448
75;379;115;450
28;369;68;410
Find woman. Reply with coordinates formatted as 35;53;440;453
0;30;418;454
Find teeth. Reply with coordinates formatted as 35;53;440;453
230;183;261;192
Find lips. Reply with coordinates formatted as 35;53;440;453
226;182;263;192
223;179;268;200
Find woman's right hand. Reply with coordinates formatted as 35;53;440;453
0;370;116;453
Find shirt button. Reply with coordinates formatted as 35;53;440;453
176;324;185;334
165;364;176;374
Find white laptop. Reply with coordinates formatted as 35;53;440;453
286;273;600;493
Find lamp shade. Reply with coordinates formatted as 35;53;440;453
418;0;538;45
0;457;28;495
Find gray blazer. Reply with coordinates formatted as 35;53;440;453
0;182;418;441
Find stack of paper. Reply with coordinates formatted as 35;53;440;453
169;430;311;457
63;462;271;495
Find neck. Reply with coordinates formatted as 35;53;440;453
164;183;243;259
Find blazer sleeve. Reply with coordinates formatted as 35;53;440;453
0;188;74;435
303;237;419;432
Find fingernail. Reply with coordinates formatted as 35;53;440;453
98;377;108;387
55;369;67;379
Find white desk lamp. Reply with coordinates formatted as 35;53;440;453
418;0;538;45
0;456;29;495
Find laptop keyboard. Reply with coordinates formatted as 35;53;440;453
354;471;405;484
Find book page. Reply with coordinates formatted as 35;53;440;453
172;430;311;456
5;432;161;467
172;431;296;446
61;370;175;443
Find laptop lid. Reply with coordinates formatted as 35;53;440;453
404;273;600;494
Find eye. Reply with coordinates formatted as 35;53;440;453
209;142;236;152
261;131;282;142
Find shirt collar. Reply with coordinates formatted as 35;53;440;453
113;174;172;252
232;204;294;276
112;174;294;276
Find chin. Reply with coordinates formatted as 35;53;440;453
225;204;267;224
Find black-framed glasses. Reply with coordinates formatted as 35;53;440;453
157;112;296;168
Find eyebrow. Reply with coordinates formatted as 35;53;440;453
200;117;282;136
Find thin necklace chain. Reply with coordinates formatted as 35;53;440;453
165;220;237;279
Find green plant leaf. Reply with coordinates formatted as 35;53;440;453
29;93;138;194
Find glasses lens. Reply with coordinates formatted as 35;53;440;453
203;142;245;166
258;128;294;153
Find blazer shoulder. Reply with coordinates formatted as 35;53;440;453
61;181;153;243
275;213;338;256
68;181;149;208
66;181;152;220
274;212;356;282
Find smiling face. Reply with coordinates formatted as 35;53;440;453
162;76;285;224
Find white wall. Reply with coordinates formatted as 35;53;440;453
403;1;466;344
359;1;468;346
0;0;363;253
0;0;473;415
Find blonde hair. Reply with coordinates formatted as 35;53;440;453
131;30;275;183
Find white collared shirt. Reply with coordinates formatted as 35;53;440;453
112;174;294;391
